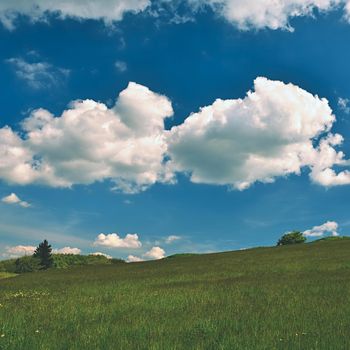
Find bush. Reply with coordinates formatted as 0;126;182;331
277;231;306;246
15;256;41;273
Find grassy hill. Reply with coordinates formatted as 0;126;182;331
1;240;350;349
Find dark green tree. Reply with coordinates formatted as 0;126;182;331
277;231;306;246
33;239;53;269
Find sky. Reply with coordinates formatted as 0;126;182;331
1;0;350;261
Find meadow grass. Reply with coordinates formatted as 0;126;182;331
0;273;16;280
1;240;350;349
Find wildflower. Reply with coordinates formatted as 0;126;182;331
1;334;4;338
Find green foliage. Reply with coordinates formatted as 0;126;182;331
0;259;17;273
110;258;126;264
277;231;306;246
33;240;53;269
14;256;41;273
0;254;125;274
52;254;117;268
1;239;350;349
311;236;350;243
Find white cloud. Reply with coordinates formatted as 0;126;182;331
303;221;339;237
143;246;165;260
115;60;127;72
0;82;173;193
89;252;113;259
3;245;36;258
1;77;350;192
167;77;350;190
54;247;81;254
186;0;350;31
94;233;142;248
127;254;144;262
1;193;30;208
165;235;181;244
6;57;69;89
0;0;150;30
3;0;350;31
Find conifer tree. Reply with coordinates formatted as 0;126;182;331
33;239;53;269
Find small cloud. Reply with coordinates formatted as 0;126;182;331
2;193;31;208
115;60;127;72
89;252;112;259
53;247;81;255
165;235;181;244
338;97;350;114
143;246;165;260
3;245;36;258
6;57;70;90
93;233;142;249
303;221;339;237
127;255;144;262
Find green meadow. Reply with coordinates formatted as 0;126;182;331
1;239;350;349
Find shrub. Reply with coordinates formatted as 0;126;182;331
277;231;306;246
15;256;41;273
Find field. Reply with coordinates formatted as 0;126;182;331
1;240;350;349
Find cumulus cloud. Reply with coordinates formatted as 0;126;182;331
127;254;144;262
6;57;69;89
3;245;36;258
1;193;30;208
143;246;165;260
303;221;339;237
53;247;81;254
0;0;150;30
167;77;350;190
165;235;181;244
94;233;142;248
90;252;113;259
0;82;173;193
185;0;348;31
1;77;350;192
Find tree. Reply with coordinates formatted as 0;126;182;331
33;239;53;269
277;231;306;246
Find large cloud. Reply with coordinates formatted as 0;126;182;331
167;77;350;190
1;77;350;192
0;0;150;30
0;82;173;193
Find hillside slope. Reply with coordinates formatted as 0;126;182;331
1;240;350;349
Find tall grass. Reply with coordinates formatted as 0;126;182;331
1;240;350;349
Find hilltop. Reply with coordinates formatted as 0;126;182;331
1;239;350;349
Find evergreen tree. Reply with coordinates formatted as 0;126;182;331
33;239;53;269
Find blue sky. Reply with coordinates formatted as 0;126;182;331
1;1;350;261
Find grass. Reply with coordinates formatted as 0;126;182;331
0;273;17;280
1;240;350;349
